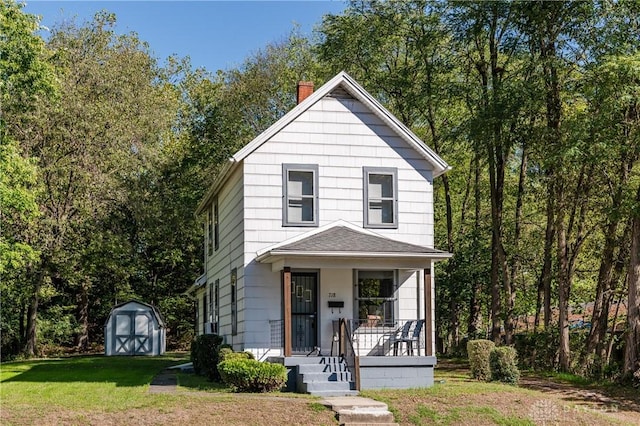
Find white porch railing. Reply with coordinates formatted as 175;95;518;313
342;319;426;357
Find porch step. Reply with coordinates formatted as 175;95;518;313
302;380;355;393
294;356;357;396
298;362;349;374
301;371;352;382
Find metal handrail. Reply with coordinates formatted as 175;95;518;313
338;317;360;391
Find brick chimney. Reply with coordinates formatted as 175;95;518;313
296;81;314;104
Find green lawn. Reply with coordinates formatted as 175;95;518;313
0;353;189;412
1;355;637;425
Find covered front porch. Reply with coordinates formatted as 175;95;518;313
256;223;450;391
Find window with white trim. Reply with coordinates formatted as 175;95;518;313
356;270;396;325
363;167;398;228
283;164;318;226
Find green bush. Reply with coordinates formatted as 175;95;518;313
514;330;558;371
190;334;224;380
218;358;287;392
219;348;254;362
490;346;520;384
467;339;495;381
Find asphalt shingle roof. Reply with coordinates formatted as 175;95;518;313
274;226;446;255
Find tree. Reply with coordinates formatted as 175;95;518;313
625;185;640;378
0;0;57;357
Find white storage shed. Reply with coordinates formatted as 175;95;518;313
104;300;166;356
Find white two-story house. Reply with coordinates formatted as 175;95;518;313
188;72;451;392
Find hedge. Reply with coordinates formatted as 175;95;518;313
490;346;520;384
190;334;224;381
218;358;287;392
467;339;495;381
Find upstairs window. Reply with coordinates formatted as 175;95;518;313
363;167;398;228
283;164;318;226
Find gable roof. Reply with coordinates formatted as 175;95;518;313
255;221;451;263
196;71;450;215
106;300;165;327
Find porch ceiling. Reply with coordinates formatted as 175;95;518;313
256;225;451;270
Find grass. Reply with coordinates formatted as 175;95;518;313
0;354;338;426
359;361;638;426
0;353;189;411
2;355;638;425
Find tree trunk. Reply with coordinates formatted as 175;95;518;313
586;223;619;358
624;187;640;376
556;182;571;371
468;151;483;337
23;269;43;357
75;279;90;351
541;184;555;330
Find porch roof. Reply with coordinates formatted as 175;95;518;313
255;224;451;266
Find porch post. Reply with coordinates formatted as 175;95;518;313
283;267;292;357
423;267;433;356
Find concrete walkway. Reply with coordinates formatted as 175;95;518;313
148;369;178;394
321;396;398;426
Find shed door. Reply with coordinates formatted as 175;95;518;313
113;311;152;355
291;272;318;353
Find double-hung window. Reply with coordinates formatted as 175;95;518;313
363;167;398;228
283;164;318;226
356;270;396;325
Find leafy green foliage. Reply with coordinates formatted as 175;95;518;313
218;358;287;393
190;334;224;381
218;347;254;362
490;346;520;384
467;339;495;381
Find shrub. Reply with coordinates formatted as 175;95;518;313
218;347;234;362
190;334;224;380
218;358;287;392
514;330;558;371
490;346;520;384
219;348;254;362
467;339;495;381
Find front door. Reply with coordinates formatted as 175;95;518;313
291;272;318;353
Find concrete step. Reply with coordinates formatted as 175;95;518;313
301;371;352;382
322;397;389;411
342;423;399;426
302;380;355;393
308;390;360;397
337;409;395;424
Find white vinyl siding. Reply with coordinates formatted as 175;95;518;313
204;90;437;356
243;93;434;254
203;167;245;345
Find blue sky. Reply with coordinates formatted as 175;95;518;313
23;1;347;72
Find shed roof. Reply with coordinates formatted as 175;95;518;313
195;71;450;215
106;300;165;327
